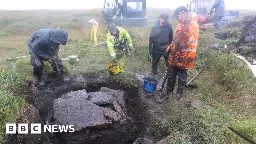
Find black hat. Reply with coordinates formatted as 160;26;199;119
108;23;117;34
172;6;189;18
159;12;169;22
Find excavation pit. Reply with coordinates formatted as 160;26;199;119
6;72;150;144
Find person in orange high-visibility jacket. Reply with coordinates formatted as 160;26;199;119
165;6;199;101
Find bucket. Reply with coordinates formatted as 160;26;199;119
105;61;121;75
143;77;158;93
69;55;78;65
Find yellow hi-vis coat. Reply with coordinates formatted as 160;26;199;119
106;26;133;58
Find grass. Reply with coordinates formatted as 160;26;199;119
0;60;29;142
0;8;255;143
229;116;256;141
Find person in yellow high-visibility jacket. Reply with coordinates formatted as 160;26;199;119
106;23;133;72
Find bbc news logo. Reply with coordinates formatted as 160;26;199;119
6;123;75;134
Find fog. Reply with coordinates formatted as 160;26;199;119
0;0;254;10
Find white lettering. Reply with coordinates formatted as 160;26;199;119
52;125;58;132
31;123;41;134
58;125;69;133
68;125;75;132
43;125;52;133
6;123;16;134
18;124;28;134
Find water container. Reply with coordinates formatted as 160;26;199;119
143;77;158;93
69;55;78;65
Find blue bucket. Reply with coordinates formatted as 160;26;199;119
143;77;158;93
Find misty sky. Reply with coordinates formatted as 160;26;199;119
0;0;254;10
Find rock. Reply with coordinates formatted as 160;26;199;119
53;87;129;131
100;87;125;108
87;91;126;119
61;89;88;99
185;100;202;110
210;44;220;50
191;100;202;109
88;91;115;106
53;95;111;131
52;87;137;144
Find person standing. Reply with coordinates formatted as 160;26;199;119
165;6;199;101
149;12;173;75
210;0;225;30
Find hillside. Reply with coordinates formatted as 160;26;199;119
0;8;255;143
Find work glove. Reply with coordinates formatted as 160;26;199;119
48;56;57;63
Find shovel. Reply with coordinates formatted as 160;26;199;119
186;66;205;89
157;66;205;95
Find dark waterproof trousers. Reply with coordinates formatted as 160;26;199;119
213;16;223;30
166;65;188;95
29;51;63;78
152;52;168;75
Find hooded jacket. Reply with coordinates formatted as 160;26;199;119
211;0;225;17
149;20;173;56
28;28;68;61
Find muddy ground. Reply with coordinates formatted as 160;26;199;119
5;66;202;144
5;71;164;144
215;15;256;62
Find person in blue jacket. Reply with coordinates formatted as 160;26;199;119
210;0;225;30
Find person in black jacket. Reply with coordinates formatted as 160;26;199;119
149;13;173;75
28;28;68;85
